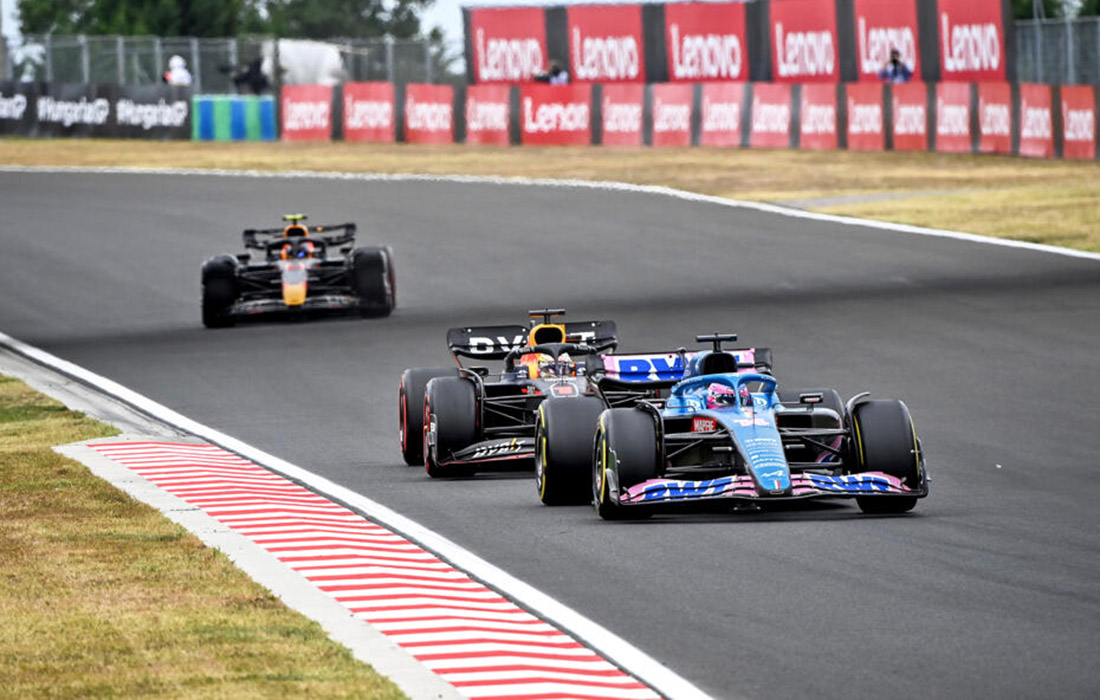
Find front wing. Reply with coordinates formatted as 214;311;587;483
434;438;535;468
228;294;359;317
619;471;927;506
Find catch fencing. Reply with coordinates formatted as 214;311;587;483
1015;17;1100;86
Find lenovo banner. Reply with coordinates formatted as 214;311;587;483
1060;85;1096;161
935;82;971;153
404;84;454;144
465;84;511;145
469;7;547;83
700;82;744;147
938;0;1006;82
891;81;928;151
1018;83;1053;159
665;2;748;83
800;83;837;150
846;82;884;151
567;4;644;83
770;0;839;83
601;84;644;146
651;83;693;147
978;82;1012;154
854;0;920;82
343;82;394;142
750;83;791;149
521;84;592;145
282;84;332;141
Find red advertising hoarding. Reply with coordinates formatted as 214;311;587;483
1061;85;1096;161
978;82;1012;154
770;0;839;83
568;5;644;83
750;83;791;149
938;0;1007;82
404;84;454;144
469;7;547;83
601;84;643;146
281;85;332;142
854;0;920;82
665;2;748;83
935;82;971;153
891;81;928;151
700;83;744;147
799;83;837;150
845;82;884;151
651;83;693;147
521;84;592;145
343;82;394;143
465;84;510;146
1018;83;1053;159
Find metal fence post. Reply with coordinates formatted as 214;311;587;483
385;35;395;83
80;35;90;83
154;37;163;85
190;36;201;92
425;41;433;83
45;35;53;81
117;35;125;84
1065;18;1075;85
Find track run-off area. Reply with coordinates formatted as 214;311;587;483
1;168;1098;699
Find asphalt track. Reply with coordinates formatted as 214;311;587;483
2;170;1099;699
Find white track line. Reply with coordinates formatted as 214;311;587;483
3;164;1099;262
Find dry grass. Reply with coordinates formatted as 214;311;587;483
0;374;405;699
3;138;1100;251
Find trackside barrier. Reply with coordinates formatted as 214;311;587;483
0;81;190;139
191;95;276;142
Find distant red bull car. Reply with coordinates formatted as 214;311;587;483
201;214;395;327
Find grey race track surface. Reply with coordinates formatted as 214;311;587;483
2;171;1099;700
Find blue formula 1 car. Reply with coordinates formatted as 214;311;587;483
585;334;928;519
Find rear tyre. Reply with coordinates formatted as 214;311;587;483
536;397;605;506
593;409;659;520
423;377;477;478
850;399;921;514
399;367;457;466
201;255;238;328
351;246;394;317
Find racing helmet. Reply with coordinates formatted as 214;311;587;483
280;240;315;260
705;383;745;409
538;352;575;378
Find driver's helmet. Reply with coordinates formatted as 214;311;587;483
538;352;575;378
705;383;745;409
280;240;315;260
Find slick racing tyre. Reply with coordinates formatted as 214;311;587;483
399;367;458;466
849;399;921;515
201;255;238;328
423;377;477;479
593;409;659;520
535;397;605;506
351;246;395;317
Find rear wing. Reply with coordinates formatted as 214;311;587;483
589;348;766;388
447;320;617;360
242;223;357;251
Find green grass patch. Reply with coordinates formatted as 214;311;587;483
0;374;406;698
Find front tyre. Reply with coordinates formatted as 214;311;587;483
593;409;659;520
201;255;238;328
399;367;458;466
423;377;477;478
850;399;922;514
535;396;605;506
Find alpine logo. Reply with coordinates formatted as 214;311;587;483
941;12;1001;74
477;28;543;82
523;98;589;133
466;97;508;132
283;100;329;131
858;18;916;75
653;98;690;134
702;98;739;133
936;98;969;137
669;24;742;80
571;27;640;81
0;92;28;120
775;23;835;78
603;97;641;134
37;96;110;127
1063;104;1095;142
345;97;392;130
1020;100;1052;140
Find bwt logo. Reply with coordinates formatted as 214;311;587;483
941;13;1001;73
603;98;641;133
669;25;742;80
980;101;1010;136
848;100;882;135
752;98;790;134
1063;104;1095;142
614;355;683;381
858;18;916;75
523;98;589;133
893;102;926;136
774;23;835;78
345;97;392;130
406;96;452;131
571;27;640;81
466;97;508;132
801;103;835;135
284;100;329;130
0;92;27;120
936;98;969;137
702;98;739;133
477;28;543;82
653;98;690;133
1020;100;1052;140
